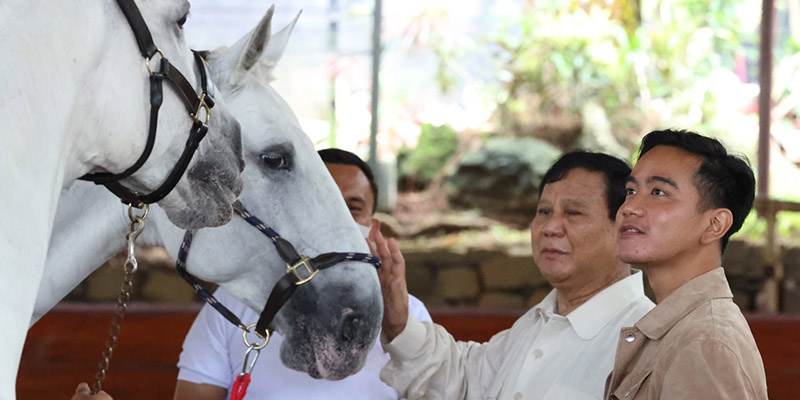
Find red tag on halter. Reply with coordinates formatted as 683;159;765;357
229;373;251;400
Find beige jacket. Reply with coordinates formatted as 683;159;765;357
604;268;768;400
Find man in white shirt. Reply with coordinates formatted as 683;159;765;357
371;151;655;400
173;149;433;399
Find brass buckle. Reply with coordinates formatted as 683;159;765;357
144;48;166;76
287;256;318;285
191;93;212;124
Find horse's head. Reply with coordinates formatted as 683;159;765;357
166;7;382;380
88;0;244;229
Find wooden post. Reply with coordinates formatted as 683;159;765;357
758;0;780;312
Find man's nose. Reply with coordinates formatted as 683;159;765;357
618;196;643;218
542;216;566;237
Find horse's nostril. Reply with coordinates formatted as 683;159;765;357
339;312;363;342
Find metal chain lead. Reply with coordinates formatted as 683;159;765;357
91;204;148;394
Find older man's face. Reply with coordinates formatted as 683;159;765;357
530;168;620;292
325;163;375;227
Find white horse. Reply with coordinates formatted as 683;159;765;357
2;1;246;396
34;6;382;385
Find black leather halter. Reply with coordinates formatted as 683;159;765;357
174;203;381;339
79;0;216;207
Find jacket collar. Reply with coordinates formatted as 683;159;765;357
635;267;733;340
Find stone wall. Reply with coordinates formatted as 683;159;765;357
64;239;800;314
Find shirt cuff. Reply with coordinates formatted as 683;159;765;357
381;315;428;362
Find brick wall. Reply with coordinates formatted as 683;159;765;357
65;239;800;313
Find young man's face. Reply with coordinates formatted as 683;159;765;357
325;163;375;227
530;168;620;292
617;145;708;266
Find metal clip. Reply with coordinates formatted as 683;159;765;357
124;204;148;273
240;345;261;376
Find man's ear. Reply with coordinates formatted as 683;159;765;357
700;208;733;245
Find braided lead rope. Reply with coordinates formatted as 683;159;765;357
91;205;148;394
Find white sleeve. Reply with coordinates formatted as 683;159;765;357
379;315;514;400
407;294;432;323
177;289;242;389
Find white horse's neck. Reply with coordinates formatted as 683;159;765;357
0;0;135;271
32;183;166;324
0;4;119;397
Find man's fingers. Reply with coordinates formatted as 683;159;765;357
373;232;393;266
368;220;383;244
366;235;378;257
74;383;90;394
369;218;381;239
387;238;403;263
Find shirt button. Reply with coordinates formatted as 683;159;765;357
514;393;523;400
625;389;631;397
533;349;544;359
624;332;635;343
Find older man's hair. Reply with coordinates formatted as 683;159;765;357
539;151;632;220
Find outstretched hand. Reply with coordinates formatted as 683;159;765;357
71;383;112;400
368;220;409;342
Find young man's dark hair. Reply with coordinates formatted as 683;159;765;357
539;151;631;220
318;148;379;214
638;129;755;251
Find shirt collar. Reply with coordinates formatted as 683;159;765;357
566;270;647;339
533;289;559;321
635;267;733;340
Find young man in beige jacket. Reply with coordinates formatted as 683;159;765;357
605;129;768;399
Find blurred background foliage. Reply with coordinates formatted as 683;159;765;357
397;124;459;191
389;0;800;244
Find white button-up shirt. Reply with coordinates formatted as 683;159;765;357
380;271;654;400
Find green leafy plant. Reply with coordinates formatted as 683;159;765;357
487;0;750;149
397;123;459;190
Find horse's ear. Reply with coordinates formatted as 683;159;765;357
236;4;275;73
261;10;301;68
208;4;274;87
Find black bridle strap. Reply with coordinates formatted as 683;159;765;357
162;53;214;115
101;120;208;205
254;251;369;337
79;65;164;187
80;55;214;205
80;0;216;206
174;204;381;339
115;0;158;59
80;52;213;184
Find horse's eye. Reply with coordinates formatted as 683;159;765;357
177;13;188;29
261;153;288;170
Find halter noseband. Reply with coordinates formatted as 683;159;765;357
175;203;381;339
79;0;216;207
